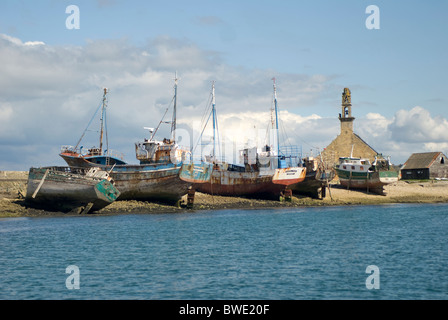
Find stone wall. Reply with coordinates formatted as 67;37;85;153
321;131;378;166
0;171;28;199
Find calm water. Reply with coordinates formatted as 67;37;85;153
1;203;447;300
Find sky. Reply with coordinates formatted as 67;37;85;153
0;0;447;170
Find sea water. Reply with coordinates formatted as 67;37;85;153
1;203;447;300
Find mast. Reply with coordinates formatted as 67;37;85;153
212;81;216;160
99;88;108;155
171;72;178;142
272;78;280;168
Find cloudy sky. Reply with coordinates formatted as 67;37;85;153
0;0;447;170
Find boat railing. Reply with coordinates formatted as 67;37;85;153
104;149;125;161
61;145;125;160
36;166;97;176
60;145;78;154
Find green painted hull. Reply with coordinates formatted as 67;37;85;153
336;168;399;192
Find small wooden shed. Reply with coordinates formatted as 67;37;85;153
400;152;448;180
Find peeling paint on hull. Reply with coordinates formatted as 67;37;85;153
109;162;212;204
195;166;306;199
109;164;188;203
195;171;284;199
25;167;120;212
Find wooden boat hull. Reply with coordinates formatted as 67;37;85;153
108;162;211;204
60;156;212;204
290;169;335;199
336;169;399;193
179;162;213;184
109;164;187;203
25;167;120;213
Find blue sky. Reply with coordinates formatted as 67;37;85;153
0;0;447;169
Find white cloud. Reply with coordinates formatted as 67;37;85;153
351;107;448;164
0;34;45;46
2;33;446;170
389;106;448;143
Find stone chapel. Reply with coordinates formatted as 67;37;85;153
321;88;378;166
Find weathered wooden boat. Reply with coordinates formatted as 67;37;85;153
335;154;399;194
25;166;120;213
290;156;335;199
108;161;212;204
60;77;211;205
194;80;306;200
59;88;127;168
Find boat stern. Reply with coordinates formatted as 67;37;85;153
272;167;307;186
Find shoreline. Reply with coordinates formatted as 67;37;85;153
1;175;448;217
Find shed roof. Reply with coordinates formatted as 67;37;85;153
402;152;444;170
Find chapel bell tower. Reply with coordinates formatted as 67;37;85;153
339;88;355;134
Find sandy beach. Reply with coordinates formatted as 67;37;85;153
1;171;448;218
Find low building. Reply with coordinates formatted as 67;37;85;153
400;152;448;180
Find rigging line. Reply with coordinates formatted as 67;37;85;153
193;110;213;155
215;109;221;161
150;99;173;141
199;91;213;130
74;99;104;150
196;89;214;144
290;128;322;151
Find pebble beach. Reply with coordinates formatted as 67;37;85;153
1;171;448;218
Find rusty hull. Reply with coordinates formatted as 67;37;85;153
194;169;290;200
109;164;191;204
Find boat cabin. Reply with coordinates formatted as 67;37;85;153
337;157;372;173
135;139;188;165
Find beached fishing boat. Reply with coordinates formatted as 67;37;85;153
25;166;120;213
335;154;399;194
109;76;211;204
194;79;306;200
60;88;127;167
60;77;211;205
290;156;335;199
